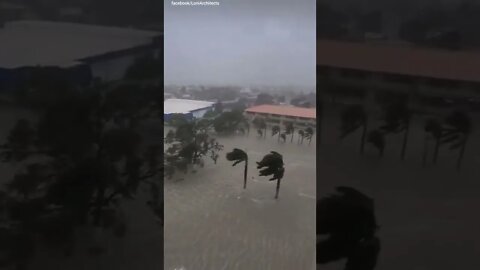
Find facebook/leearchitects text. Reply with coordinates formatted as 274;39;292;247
171;1;220;6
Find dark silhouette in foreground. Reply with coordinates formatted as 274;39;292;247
256;151;285;199
226;148;249;189
317;187;380;270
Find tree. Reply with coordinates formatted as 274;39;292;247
298;130;305;144
367;130;385;157
424;118;444;165
305;126;315;145
284;122;295;143
255;93;275;105
0;87;165;269
212;110;245;135
164;118;223;175
257;151;285;199
380;102;411;160
124;56;162;81
317;187;380;270
271;125;281;142
442;111;472;171
226;149;249;189
252;117;267;138
340;105;368;155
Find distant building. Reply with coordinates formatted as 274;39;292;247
0;20;162;91
164;99;215;121
317;40;480;111
245;105;316;127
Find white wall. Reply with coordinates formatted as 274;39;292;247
89;54;137;82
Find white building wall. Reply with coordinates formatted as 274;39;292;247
191;107;212;119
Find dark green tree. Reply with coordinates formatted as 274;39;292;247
226;149;249;189
424;118;444;165
252;117;267;138
340;105;368;154
257;151;285;199
317;187;380;270
284;122;295;143
442;111;472;171
367;130;385;157
380;102;411;160
271;125;281;142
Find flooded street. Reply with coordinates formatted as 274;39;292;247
164;134;316;270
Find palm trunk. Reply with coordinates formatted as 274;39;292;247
456;136;468;171
243;159;248;189
264;127;267;138
275;178;281;199
360;124;367;155
401;121;410;160
290;131;294;143
308;136;312;145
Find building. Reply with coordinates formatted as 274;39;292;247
245;104;316;127
164;99;215;121
317;40;480;111
0;20;162;91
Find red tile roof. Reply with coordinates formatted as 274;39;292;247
245;105;316;119
317;40;480;83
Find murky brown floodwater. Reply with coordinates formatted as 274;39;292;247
164;134;316;270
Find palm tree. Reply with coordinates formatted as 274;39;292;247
252;117;267;138
367;130;385;157
284;122;295;143
298;130;305;144
340;105;368;154
257;151;285;199
424;118;444;165
305;126;314;145
380;102;411;160
280;133;287;143
226;148;249;189
442;111;472;171
271;125;281;142
317;186;380;269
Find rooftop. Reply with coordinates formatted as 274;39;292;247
317;40;480;83
164;99;215;115
0;20;161;69
245;105;316;119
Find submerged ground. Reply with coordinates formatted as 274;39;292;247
318;105;480;270
164;134;316;270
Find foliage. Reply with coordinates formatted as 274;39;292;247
226;148;249;188
339;105;367;138
367;130;385;156
317;187;380;269
164;119;223;177
0;84;163;268
212;110;245;134
257;152;284;182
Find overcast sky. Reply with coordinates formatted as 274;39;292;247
164;0;315;87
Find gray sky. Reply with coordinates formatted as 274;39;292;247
164;0;316;87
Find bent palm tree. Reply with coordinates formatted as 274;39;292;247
305;126;315;145
443;111;472;171
284;122;295;143
298;130;305;144
257;151;285;199
340;105;368;154
424;118;444;165
317;186;380;270
271;125;281;142
226;148;249;189
367;130;385;157
380;102;411;160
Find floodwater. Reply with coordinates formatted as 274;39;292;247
164;134;316;270
318;105;480;270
